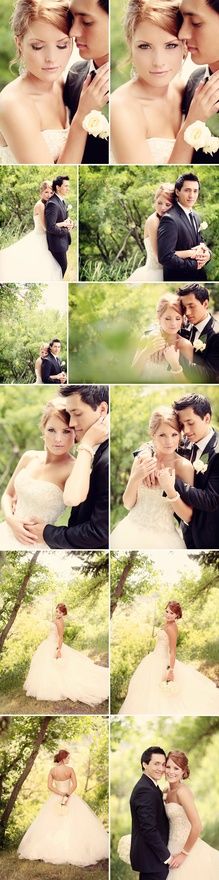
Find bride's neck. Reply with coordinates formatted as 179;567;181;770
21;70;56;95
160;329;178;345
135;75;171;100
155;450;176;467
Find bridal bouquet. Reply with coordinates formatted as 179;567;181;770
117;834;131;864
82;110;109;139
184;121;219;155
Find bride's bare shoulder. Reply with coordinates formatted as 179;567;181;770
111;80;141;115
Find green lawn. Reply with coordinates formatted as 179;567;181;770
0;851;108;880
0;689;108;716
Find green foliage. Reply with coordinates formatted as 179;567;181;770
110;384;219;524
79;165;219;281
110;552;219;712
110;716;219;880
0;284;67;383
69;281;219;383
111;0;130;92
0;849;108;880
0;1;16;90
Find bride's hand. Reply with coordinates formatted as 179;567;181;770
132;455;158;487
75;63;109;125
81;415;109;448
163;346;180;371
170;852;187;868
186;71;219;124
156;467;176;495
6;516;36;544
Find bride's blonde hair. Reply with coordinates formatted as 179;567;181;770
157;293;183;321
125;0;183;44
149;406;181;436
40;400;71;431
154;183;175;207
11;0;72;59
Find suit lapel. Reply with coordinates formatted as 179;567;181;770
176;204;198;245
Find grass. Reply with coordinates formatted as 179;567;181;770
66;228;77;283
0;851;108;880
0;689;108;716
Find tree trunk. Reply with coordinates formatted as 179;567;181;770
111;552;137;616
83;753;92;794
0;716;51;847
0;551;40;653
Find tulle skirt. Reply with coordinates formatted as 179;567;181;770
18;792;109;865
24;637;109;706
119;649;219;715
0;229;62;282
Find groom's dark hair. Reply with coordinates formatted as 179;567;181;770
49;338;61;349
141;747;166;768
207;0;219;11
174;172;200;195
60;384;109;408
178;283;210;304
52;176;69;192
98;0;109;11
174;394;212;419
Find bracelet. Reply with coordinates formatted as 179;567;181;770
166;492;180;503
78;443;94;459
170;367;183;374
182;850;189;855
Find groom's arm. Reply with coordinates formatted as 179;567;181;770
45;202;66;236
158;216;197;274
175;460;219;512
180;347;219;383
41;359;60;384
134;788;170;863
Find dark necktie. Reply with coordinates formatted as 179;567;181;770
190;325;197;344
90;69;96;81
189;211;196;235
190;443;199;463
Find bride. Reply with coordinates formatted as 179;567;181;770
0;399;106;550
132;292;193;379
111;405;194;550
34;342;49;383
118;600;219;714
111;0;219;165
0;180;63;282
24;601;109;705
18;749;109;865
118;750;219;875
0;0;108;165
127;183;204;283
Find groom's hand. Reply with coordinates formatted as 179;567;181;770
24;519;47;545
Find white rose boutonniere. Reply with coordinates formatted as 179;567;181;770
193;339;206;352
117;835;131;864
198;221;208;232
184;121;219;155
193;453;208;475
82;110;109;139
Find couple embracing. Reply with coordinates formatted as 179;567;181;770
119;746;219;879
111;392;219;550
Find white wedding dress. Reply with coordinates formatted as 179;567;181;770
119;629;219;715
166;802;219;879
0;469;66;550
24;623;109;705
0;128;69;165
127;237;163;283
111;484;185;550
34;367;43;384
0;214;62;283
111;136;175;166
18;778;109;865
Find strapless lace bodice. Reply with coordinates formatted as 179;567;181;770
0;128;69;164
35;367;43;384
53;778;72;795
165;803;191;852
146;137;175;164
33;215;46;236
129;484;179;534
154;629;169;659
143;237;162;272
13;470;65;522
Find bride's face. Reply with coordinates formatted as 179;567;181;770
41;185;53;201
131;21;184;86
165;757;183;783
153;421;179;456
155;194;173;217
44;415;75;456
165;606;177;623
159;306;182;336
17;20;72;83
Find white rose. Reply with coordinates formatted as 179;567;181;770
199;221;208;231
184;121;212;150
117;835;131;864
193;458;208;474
203;135;219;155
67;203;72;210
193;340;206;352
82;110;109;139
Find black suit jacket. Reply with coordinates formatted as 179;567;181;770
180;315;219;382
41;354;62;385
45;194;71;258
158;203;207;281
130;775;169;877
43;440;109;549
176;430;219;548
183;68;219;164
64;60;108;164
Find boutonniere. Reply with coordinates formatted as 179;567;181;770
198;221;208;232
82;110;109;139
184;121;219;155
193;334;207;353
193;453;209;474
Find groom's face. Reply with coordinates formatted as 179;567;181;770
176;180;199;208
63;392;107;440
69;1;108;63
180;292;209;324
143;754;166;781
179;0;219;66
177;406;211;441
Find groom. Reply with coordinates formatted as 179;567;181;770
45;176;73;277
41;339;66;385
64;0;109;163
24;384;109;550
179;0;219;164
130;746;172;880
158;172;211;281
174;392;219;548
178;283;219;381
